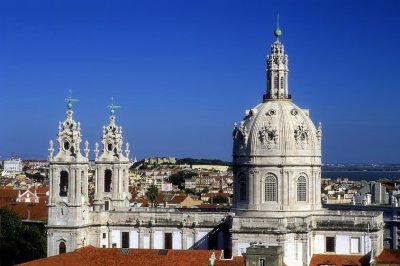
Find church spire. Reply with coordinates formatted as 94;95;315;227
264;23;290;101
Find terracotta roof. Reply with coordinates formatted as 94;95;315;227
29;187;48;195
19;245;244;266
309;254;369;266
0;188;19;202
0;201;48;221
169;194;188;204
375;249;400;264
130;198;149;206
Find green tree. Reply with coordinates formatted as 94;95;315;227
146;184;159;206
208;195;228;204
0;207;46;266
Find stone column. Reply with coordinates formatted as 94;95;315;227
112;166;118;200
252;170;259;209
49;168;53;203
82;168;88;203
69;167;76;204
301;234;308;266
107;224;112;248
181;229;185;250
248;169;254;207
149;228;154;248
76;168;82;205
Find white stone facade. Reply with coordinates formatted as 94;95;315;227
3;157;23;173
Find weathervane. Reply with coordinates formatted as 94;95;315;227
274;13;282;41
108;96;121;116
65;88;79;110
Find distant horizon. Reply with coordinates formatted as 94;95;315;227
1;0;400;163
3;155;400;167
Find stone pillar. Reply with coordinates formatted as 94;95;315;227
76;168;82;205
181;229;185;250
150;228;154;249
69;167;76;203
248;169;254;207
301;234;308;266
49;168;53;203
253;170;259;209
112;166;118;199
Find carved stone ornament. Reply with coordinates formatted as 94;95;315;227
266;109;276;116
259;122;278;149
294;123;309;148
290;109;298;116
233;122;248;147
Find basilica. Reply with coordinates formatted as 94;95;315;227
46;27;384;265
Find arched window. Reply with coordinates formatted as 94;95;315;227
104;169;112;192
238;173;246;201
280;76;284;89
59;171;69;197
297;176;307;202
59;241;66;254
264;174;277;202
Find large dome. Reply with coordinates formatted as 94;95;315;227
232;29;323;217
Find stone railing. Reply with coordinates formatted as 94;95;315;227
313;210;384;231
91;208;230;228
231;210;384;233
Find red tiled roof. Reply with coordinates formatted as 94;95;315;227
0;201;48;221
29;187;48;195
309;254;367;266
169;195;188;204
375;249;400;264
18;245;244;266
0;188;19;202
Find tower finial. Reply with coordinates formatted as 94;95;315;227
274;14;282;40
65;89;79;110
108;96;121;116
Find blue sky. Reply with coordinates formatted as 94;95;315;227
1;0;400;163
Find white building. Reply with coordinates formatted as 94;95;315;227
46;26;384;266
3;157;23;173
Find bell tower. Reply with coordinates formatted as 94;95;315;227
93;98;130;211
47;93;90;256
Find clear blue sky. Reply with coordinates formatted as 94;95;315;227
1;0;399;163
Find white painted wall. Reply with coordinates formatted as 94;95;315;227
336;235;350;254
314;235;324;253
143;236;150;248
111;230;121;248
154;231;163;249
284;242;300;266
173;231;182;249
130;230;138;248
350;237;360;253
297;242;302;261
186;236;193;249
